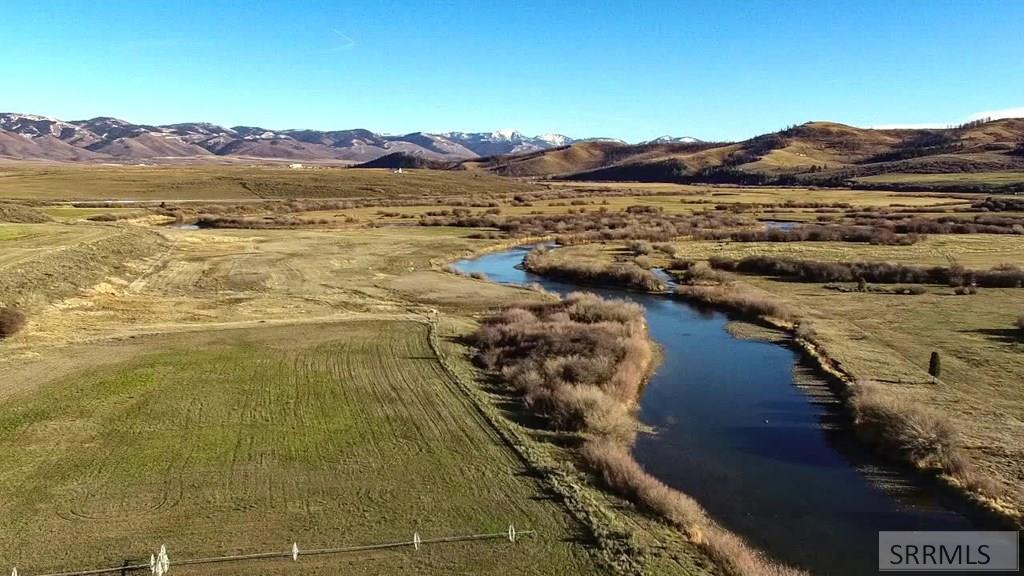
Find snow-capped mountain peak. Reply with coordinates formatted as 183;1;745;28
538;133;572;146
491;129;522;141
0;113;87;139
646;135;703;144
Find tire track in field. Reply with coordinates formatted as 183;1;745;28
318;336;390;464
381;323;482;450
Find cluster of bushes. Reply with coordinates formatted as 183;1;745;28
848;381;1001;498
192;215;351;229
710;256;1024;288
857;131;960;164
674;284;797;322
674;261;733;285
524;248;667;292
471;293;652;443
850;214;1024;235
824;283;927;295
0;307;26;339
972;197;1024;212
85;210;152;222
669;260;796;320
0;202;51;223
422;207;749;244
472;294;802;575
694;224;922;245
851;180;1024;194
161;189;685;225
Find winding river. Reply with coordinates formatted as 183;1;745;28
454;246;974;576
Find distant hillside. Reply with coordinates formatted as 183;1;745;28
353;152;457;170
0;113;576;164
463;139;733;178
466;118;1024;190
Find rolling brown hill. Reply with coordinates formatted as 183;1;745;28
465;119;1024;190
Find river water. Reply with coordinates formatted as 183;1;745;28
454;246;974;576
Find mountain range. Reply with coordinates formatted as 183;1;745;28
0;113;657;164
6;111;1020;192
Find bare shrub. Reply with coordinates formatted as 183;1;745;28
582;438;705;529
525;248;667;291
848;382;1003;500
474;293;804;575
795;321;818;342
711;256;1024;288
472;291;652;411
678;261;732;285
824;283;928;295
421;204;748;243
0;202;50;223
582;439;805;575
626;240;654;255
653;242;678;257
0;307;26;339
675;284;796;322
695;224;923;245
849;382;958;470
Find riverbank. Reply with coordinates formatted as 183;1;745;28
468;292;805;576
514;242;1021;529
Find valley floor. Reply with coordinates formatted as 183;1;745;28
3;169;1023;574
0;220;713;575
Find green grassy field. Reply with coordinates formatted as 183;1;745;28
0;166;538;201
673;234;1024;268
38;206;148;220
0;321;599;575
854;171;1024;186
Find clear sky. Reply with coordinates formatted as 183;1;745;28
2;0;1022;142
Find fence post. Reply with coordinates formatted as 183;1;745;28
153;545;169;576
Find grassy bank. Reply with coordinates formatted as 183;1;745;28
471;293;804;576
524;246;668;291
521;242;1023;527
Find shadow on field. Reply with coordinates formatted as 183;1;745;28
970;327;1024;345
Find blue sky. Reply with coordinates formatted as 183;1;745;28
2;1;1022;142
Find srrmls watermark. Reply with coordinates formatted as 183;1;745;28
879;531;1019;572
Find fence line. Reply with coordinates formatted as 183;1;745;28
15;525;534;576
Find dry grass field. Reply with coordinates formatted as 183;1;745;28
3;164;1024;574
0;165;538;201
0;190;715;575
673;234;1024;268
